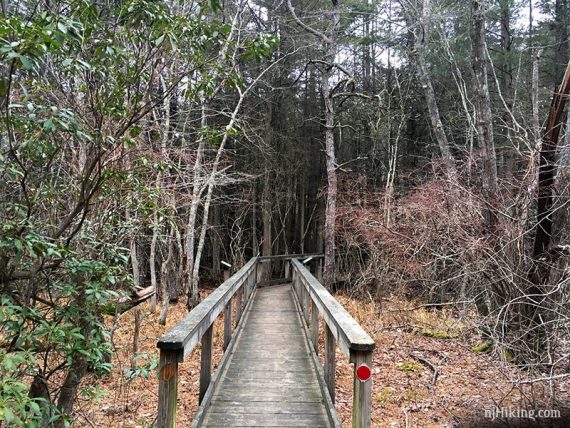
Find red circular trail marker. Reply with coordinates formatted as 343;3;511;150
356;363;371;382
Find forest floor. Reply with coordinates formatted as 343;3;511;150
73;286;570;428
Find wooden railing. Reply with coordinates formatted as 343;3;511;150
156;257;258;428
291;258;376;428
156;254;374;428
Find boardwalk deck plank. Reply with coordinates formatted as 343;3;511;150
200;284;332;428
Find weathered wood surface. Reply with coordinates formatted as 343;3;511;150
157;350;180;428
291;259;375;356
200;285;332;427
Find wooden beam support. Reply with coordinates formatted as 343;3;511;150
223;301;232;351
200;324;213;404
324;323;336;404
304;286;310;325
236;287;243;322
310;300;319;354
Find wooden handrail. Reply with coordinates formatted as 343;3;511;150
291;258;375;428
156;257;258;427
257;253;324;261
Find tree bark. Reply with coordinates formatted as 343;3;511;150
470;0;499;228
405;0;458;184
322;2;341;290
211;204;221;277
185;100;207;309
554;0;570;84
262;168;272;281
532;62;570;262
54;357;87;428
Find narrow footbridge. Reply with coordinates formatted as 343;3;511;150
157;255;375;427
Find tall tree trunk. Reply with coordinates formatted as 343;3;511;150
405;0;458;184
322;2;341;290
523;61;570;362
554;0;570;84
499;0;514;134
211;204;221;276
185;100;207;309
159;227;175;325
287;0;340;287
252;180;258;254
470;0;499;228
149;207;159;313
532;50;542;141
532;63;570;263
262;168;272;281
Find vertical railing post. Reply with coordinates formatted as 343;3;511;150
317;258;323;283
256;261;263;284
304;288;310;325
324;324;336;403
284;260;290;279
199;324;213;403
350;350;373;428
157;349;181;428
223;300;232;351
236;287;243;321
310;300;319;354
250;267;256;295
292;269;297;296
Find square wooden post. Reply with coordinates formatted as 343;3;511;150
350;350;373;428
324;324;336;403
157;349;181;428
223;300;232;351
236;287;243;321
310;300;319;354
199;324;213;403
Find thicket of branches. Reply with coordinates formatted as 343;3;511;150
1;0;570;425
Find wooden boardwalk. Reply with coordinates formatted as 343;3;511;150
156;255;374;428
201;284;332;427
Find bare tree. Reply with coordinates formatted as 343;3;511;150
402;0;458;184
287;0;341;289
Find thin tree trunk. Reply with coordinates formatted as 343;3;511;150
185;100;207;308
322;1;341;290
252;180;258;254
211;204;221;276
159;227;175;325
554;0;570;84
470;0;499;228
499;0;514;141
262;168;272;281
54;356;87;428
261;96;274;279
149;208;159;313
131;306;141;369
532;50;542;140
406;0;458;184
